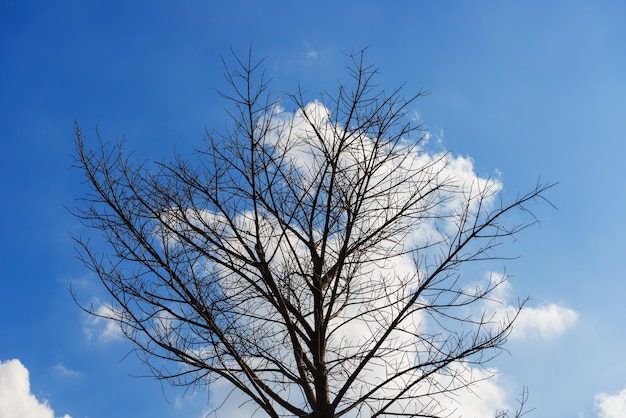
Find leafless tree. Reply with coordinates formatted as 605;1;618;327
72;49;552;417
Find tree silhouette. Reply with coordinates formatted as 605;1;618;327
72;49;550;417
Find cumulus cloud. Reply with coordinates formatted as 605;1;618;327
0;359;71;418
154;101;551;415
476;275;579;341
439;367;509;417
595;386;626;418
510;303;579;340
200;366;514;418
98;98;558;417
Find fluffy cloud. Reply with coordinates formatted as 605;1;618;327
0;359;71;418
478;276;579;341
89;100;557;416
595;386;626;418
440;367;509;417
154;102;555;415
510;303;579;340
199;366;514;418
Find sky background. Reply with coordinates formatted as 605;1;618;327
1;1;625;417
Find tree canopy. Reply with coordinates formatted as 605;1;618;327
72;49;551;417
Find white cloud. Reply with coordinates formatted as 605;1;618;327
153;102;559;415
83;301;124;342
53;363;80;378
510;303;579;340
198;364;517;418
301;41;319;62
595;386;626;418
439;366;509;417
475;276;579;341
0;359;72;418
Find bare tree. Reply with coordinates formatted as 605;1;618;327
72;49;552;417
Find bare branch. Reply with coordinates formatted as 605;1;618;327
71;49;552;417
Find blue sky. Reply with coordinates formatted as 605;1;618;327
1;1;625;417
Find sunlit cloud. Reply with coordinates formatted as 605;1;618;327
595;386;626;418
157;102;537;416
200;366;516;418
0;359;72;418
510;303;579;340
472;275;579;341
